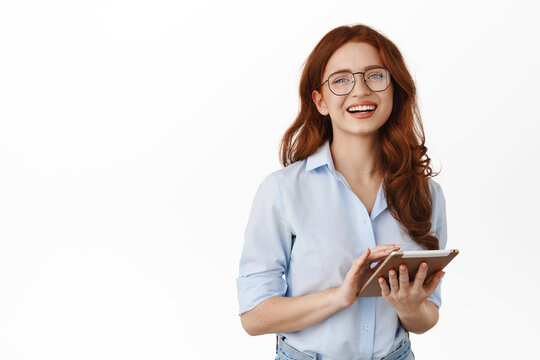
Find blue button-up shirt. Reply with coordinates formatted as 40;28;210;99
237;140;447;360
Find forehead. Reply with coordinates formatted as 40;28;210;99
324;42;383;76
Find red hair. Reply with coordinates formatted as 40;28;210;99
279;24;439;250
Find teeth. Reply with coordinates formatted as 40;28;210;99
348;105;376;112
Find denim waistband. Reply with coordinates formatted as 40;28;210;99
275;335;413;360
276;336;315;360
381;337;413;360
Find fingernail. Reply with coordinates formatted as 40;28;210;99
400;265;406;271
378;278;384;284
421;263;427;269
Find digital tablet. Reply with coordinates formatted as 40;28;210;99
358;249;459;297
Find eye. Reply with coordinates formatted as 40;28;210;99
332;77;351;84
368;72;383;80
366;70;387;81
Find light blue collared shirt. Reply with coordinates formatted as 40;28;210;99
237;140;447;360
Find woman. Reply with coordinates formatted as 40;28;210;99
236;24;447;360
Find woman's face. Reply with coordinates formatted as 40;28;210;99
312;41;394;140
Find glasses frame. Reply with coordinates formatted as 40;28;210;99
321;68;392;96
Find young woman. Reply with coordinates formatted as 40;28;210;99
236;24;447;360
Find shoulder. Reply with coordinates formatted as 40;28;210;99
428;177;443;195
428;178;446;217
263;159;308;188
428;178;447;228
427;177;446;205
427;178;447;248
254;159;308;199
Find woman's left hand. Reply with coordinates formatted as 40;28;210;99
378;262;444;318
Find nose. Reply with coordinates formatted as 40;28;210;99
350;74;372;96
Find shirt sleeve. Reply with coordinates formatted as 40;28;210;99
426;180;447;309
236;172;293;316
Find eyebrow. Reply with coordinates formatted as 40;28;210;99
329;64;384;74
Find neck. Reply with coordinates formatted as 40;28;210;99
330;133;383;181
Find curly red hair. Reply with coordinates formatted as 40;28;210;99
279;24;439;250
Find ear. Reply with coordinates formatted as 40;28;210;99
312;90;329;116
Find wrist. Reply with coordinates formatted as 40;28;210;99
397;301;428;322
331;286;354;310
397;300;439;334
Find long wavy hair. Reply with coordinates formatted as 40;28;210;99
279;24;439;250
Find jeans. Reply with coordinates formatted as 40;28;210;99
275;335;415;360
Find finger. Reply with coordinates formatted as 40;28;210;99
378;277;390;298
398;264;410;291
424;270;445;294
368;245;401;261
412;262;428;291
374;244;402;251
388;269;399;293
368;253;391;263
368;251;392;262
371;244;402;255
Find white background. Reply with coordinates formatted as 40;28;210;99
0;0;539;358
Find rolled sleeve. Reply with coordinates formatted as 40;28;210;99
427;180;447;309
427;284;442;309
236;173;293;315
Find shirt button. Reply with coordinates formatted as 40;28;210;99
364;323;371;330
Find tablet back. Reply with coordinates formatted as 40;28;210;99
358;249;459;297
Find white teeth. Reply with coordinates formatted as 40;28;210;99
348;105;376;112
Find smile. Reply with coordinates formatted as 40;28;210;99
346;102;378;119
347;104;377;114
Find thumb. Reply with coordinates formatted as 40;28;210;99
354;247;371;267
347;247;371;276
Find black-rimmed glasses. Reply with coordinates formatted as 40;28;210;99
322;68;391;96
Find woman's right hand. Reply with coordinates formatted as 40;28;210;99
335;244;402;307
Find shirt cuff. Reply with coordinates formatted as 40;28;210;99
236;274;287;315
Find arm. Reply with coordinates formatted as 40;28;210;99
241;245;401;336
398;299;440;334
240;287;345;336
383;180;447;334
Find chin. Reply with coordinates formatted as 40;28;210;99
337;122;386;138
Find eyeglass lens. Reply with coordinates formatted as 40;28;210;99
328;69;390;95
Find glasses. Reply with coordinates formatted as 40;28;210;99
322;68;391;96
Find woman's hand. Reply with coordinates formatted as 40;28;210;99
378;262;444;320
335;244;402;308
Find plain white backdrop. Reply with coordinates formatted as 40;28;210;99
0;0;539;358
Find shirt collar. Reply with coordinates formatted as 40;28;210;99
305;139;388;219
371;182;388;220
305;140;336;173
